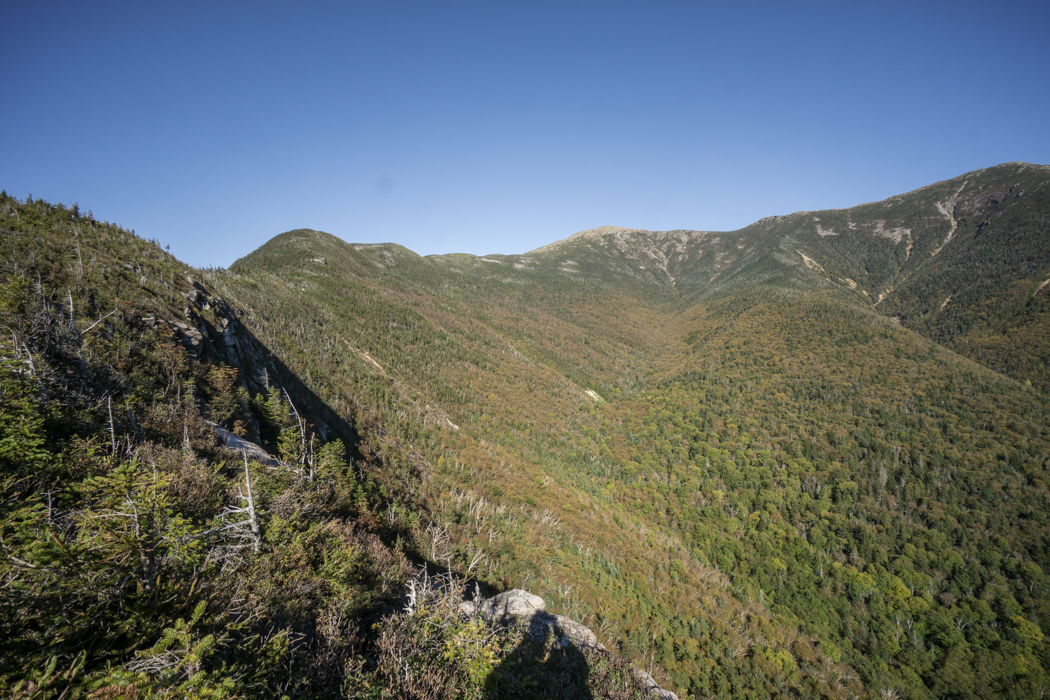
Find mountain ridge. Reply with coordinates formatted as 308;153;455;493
2;163;1049;698
236;161;1050;392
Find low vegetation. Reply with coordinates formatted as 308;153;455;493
2;163;1048;698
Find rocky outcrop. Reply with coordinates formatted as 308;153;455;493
634;669;679;700
172;321;204;358
461;589;678;700
205;420;282;468
476;589;546;621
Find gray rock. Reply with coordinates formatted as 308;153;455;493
205;420;282;467
551;614;599;648
479;589;545;621
468;587;675;698
633;669;679;700
169;322;205;358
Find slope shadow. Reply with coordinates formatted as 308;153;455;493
483;613;593;700
190;284;608;697
195;304;362;458
191;291;443;565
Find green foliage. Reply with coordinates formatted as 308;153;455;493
0;194;412;697
366;571;649;699
8;652;86;699
317;438;349;477
96;600;240;698
0;359;50;474
254;386;291;451
202;365;252;433
3;167;1049;700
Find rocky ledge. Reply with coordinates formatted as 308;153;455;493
461;589;678;700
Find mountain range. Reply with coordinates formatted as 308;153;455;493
1;162;1048;698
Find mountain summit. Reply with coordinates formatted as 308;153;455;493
513;163;1050;388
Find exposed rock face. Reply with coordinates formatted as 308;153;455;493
464;588;678;699
141;275;347;450
205;420;282;468
172;322;204;359
634;669;679;700
158;279;269;394
550;614;598;648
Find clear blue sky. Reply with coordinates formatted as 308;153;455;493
3;1;1048;268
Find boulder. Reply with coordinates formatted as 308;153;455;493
466;587;676;698
479;589;545;621
551;613;599;648
205;420;282;468
634;669;679;700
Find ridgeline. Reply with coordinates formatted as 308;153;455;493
2;163;1048;698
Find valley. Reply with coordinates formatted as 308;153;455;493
2;162;1048;698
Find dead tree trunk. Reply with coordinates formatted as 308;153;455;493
242;451;261;554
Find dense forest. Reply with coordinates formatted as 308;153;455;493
2;162;1048;698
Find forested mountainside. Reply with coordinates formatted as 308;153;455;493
527;162;1050;392
0;195;654;699
2;162;1048;698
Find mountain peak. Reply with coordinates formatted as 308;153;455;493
574;224;649;238
529;225;650;254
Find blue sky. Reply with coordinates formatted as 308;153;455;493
3;1;1048;268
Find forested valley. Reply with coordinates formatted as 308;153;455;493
2;162;1048;698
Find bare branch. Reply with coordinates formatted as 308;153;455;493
81;308;117;334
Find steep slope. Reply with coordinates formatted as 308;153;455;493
743;162;1050;391
208;166;1050;697
4;161;1048;699
529;163;1050;389
0;196;407;696
620;290;1050;698
220;232;864;697
0;197;662;699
